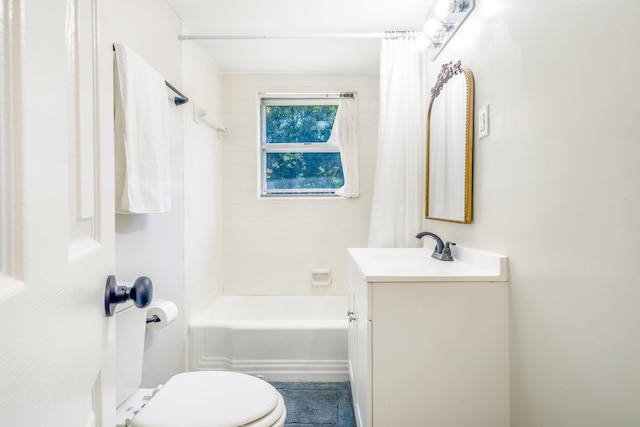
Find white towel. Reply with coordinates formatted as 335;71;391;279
113;43;171;214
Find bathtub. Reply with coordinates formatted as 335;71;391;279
189;295;349;382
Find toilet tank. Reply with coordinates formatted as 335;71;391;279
115;302;148;407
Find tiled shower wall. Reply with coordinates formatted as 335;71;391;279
182;34;225;318
221;74;379;295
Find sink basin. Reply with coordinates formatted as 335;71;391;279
347;246;508;282
362;249;434;267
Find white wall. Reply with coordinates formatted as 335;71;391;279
422;1;640;426
221;74;378;295
110;0;640;423
182;35;225;318
112;0;223;387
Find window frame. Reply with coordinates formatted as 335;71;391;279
259;96;343;198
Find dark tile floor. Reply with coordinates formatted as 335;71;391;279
269;382;356;427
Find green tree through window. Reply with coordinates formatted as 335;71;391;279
266;105;337;143
262;102;344;194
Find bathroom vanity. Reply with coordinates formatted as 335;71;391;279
347;246;509;427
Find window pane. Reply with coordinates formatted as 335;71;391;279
265;105;338;143
265;152;344;191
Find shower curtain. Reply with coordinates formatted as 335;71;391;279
368;33;424;248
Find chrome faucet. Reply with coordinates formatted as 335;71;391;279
415;232;456;261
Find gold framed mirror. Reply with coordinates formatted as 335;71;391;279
426;60;474;223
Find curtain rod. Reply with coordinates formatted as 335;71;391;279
112;44;189;106
260;92;357;100
178;32;420;41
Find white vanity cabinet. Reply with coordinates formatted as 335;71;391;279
347;246;509;427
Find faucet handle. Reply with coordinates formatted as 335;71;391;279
440;242;456;261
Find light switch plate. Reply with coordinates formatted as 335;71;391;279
478;105;489;138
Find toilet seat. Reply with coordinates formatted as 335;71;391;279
130;371;286;427
241;393;286;427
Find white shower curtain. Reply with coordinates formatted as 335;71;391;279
368;33;424;248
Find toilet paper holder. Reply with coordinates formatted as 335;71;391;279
104;275;153;317
146;315;161;324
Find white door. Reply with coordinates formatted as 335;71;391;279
0;0;115;426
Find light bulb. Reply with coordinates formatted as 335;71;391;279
423;19;441;36
435;0;453;17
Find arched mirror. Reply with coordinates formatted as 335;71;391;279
426;61;474;223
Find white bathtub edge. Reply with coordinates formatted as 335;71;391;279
188;295;349;382
191;356;349;382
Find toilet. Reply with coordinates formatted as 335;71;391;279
115;302;286;427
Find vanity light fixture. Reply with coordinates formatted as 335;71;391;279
423;0;474;60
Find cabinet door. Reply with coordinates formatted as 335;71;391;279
353;293;371;427
348;288;356;384
372;282;508;427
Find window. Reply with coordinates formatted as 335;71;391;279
260;97;344;197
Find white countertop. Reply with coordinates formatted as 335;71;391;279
347;245;508;282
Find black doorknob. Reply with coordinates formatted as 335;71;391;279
104;275;153;317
